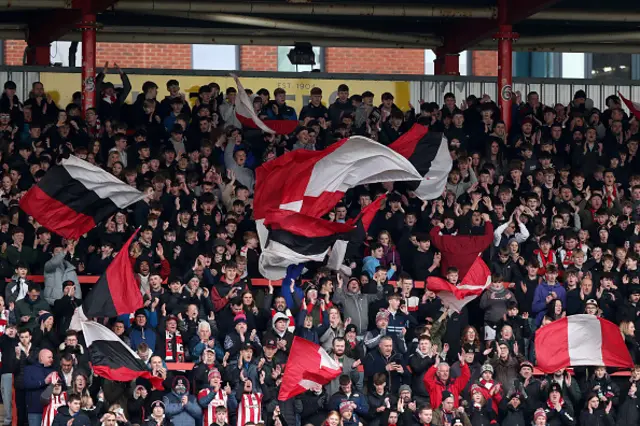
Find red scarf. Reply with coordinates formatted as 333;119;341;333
547;396;565;410
166;331;184;362
605;185;617;208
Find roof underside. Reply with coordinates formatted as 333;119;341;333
0;0;639;52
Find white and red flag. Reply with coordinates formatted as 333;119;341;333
278;337;342;400
254;133;421;279
232;75;298;135
535;314;633;373
618;91;640;121
426;257;491;313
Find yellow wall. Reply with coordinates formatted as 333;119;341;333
39;72;411;112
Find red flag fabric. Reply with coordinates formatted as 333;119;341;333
232;75;299;135
618;92;640;121
535;314;633;373
278;337;342;400
426;257;491;312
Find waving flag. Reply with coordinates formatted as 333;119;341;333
278;337;341;400
389;124;452;200
20;155;145;239
535;314;633;373
254;135;421;279
619;91;640;121
233;74;299;135
82;321;164;389
426;257;491;312
326;194;386;273
70;229;142;330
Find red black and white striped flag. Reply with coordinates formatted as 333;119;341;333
254;135;422;279
19;155;145;239
389;123;452;201
81;321;164;389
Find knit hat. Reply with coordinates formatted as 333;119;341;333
549;382;562;394
376;310;389;323
533;408;547;421
398;384;412;395
38;312;53;324
339;401;353;413
481;364;494;374
165;315;178;324
346;277;361;288
208;369;222;381
151;400;165;411
441;390;453;401
585;299;598;308
345;324;358;334
135;308;147;318
234;314;247;325
470;384;482;395
520;361;534;371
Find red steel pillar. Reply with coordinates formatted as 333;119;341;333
80;13;97;115
434;49;460;75
495;0;518;132
25;45;50;66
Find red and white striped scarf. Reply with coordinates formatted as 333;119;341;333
605;185;617;208
237;393;263;426
165;331;184;362
42;392;67;426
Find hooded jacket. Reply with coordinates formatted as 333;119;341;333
262;312;294;354
163;376;202;426
43;252;82;304
129;310;159;352
332;284;384;334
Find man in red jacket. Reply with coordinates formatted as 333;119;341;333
429;212;494;277
423;353;470;408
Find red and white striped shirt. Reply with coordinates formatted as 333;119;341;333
237;393;262;426
42;392;67;426
198;388;228;426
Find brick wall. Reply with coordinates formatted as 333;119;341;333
325;48;425;74
240;46;278;71
96;43;192;69
5;40;27;65
472;51;498;76
3;40;498;77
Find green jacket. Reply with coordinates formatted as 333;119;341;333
15;297;51;331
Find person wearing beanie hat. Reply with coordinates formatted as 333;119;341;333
432;389;471;426
163;375;202;426
197;368;236;426
364;310;402;353
474;363;502;414
145;400;171;426
344;323;365;361
129;306;158;353
544;381;575;426
333;273;381;335
467;382;497;426
533;407;547;425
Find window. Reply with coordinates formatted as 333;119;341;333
277;46;322;72
591;53;632;80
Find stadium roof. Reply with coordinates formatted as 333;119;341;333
1;0;639;53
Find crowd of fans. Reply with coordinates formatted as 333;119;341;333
0;60;637;426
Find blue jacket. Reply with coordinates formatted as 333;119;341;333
23;362;54;413
189;334;224;361
164;391;202;426
129;309;159;352
532;281;567;325
327;391;369;422
362;256;394;280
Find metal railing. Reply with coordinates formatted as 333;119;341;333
1;66;639;113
